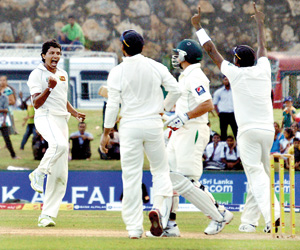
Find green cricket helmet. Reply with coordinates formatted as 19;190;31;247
172;39;203;68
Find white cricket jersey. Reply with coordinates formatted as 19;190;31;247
27;63;68;117
221;57;274;136
175;63;211;124
104;54;180;128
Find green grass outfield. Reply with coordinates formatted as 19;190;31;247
0;210;299;250
0;109;284;170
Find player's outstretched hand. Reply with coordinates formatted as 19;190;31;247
191;6;202;30
251;2;265;23
100;133;110;154
164;113;189;131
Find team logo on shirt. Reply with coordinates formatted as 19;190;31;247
195;85;206;96
59;76;66;81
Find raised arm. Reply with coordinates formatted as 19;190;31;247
252;2;267;58
191;6;224;69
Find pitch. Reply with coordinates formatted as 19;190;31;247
0;210;299;250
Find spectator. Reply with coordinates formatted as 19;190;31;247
282;96;296;128
280;127;294;154
70;122;93;160
0;84;19;159
0;75;17;134
213;75;238;141
20;100;36;150
32;131;48;160
270;122;284;154
58;15;85;48
291;121;300;139
288;137;300;170
221;135;242;170
203;133;226;170
18;92;31;111
98;128;120;160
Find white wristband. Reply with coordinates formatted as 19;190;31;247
196;28;211;46
47;87;53;92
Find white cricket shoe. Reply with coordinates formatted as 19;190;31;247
38;215;56;227
29;170;45;193
239;224;256;233
145;224;181;237
129;235;142;239
204;209;234;235
149;209;163;236
128;230;143;239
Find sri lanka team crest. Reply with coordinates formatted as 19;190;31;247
59;76;66;81
195;85;206;96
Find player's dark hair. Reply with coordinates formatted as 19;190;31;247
41;39;62;62
123;44;143;56
120;30;144;56
233;45;256;67
78;121;86;126
294;137;299;142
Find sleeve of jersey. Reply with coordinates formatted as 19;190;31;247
104;68;121;129
189;76;211;103
257;57;271;74
160;65;181;111
220;60;240;87
27;70;42;95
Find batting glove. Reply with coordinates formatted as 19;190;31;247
164;113;190;131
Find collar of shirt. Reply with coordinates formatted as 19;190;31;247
122;54;143;62
179;63;201;80
37;63;63;72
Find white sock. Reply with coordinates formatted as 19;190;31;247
167;220;176;227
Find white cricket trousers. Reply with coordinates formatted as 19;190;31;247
167;122;209;178
238;129;280;225
119;119;173;235
34;113;69;218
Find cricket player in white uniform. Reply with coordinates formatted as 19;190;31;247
146;39;234;237
28;39;85;227
191;3;280;233
100;30;181;239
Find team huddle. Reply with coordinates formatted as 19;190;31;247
28;3;280;238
